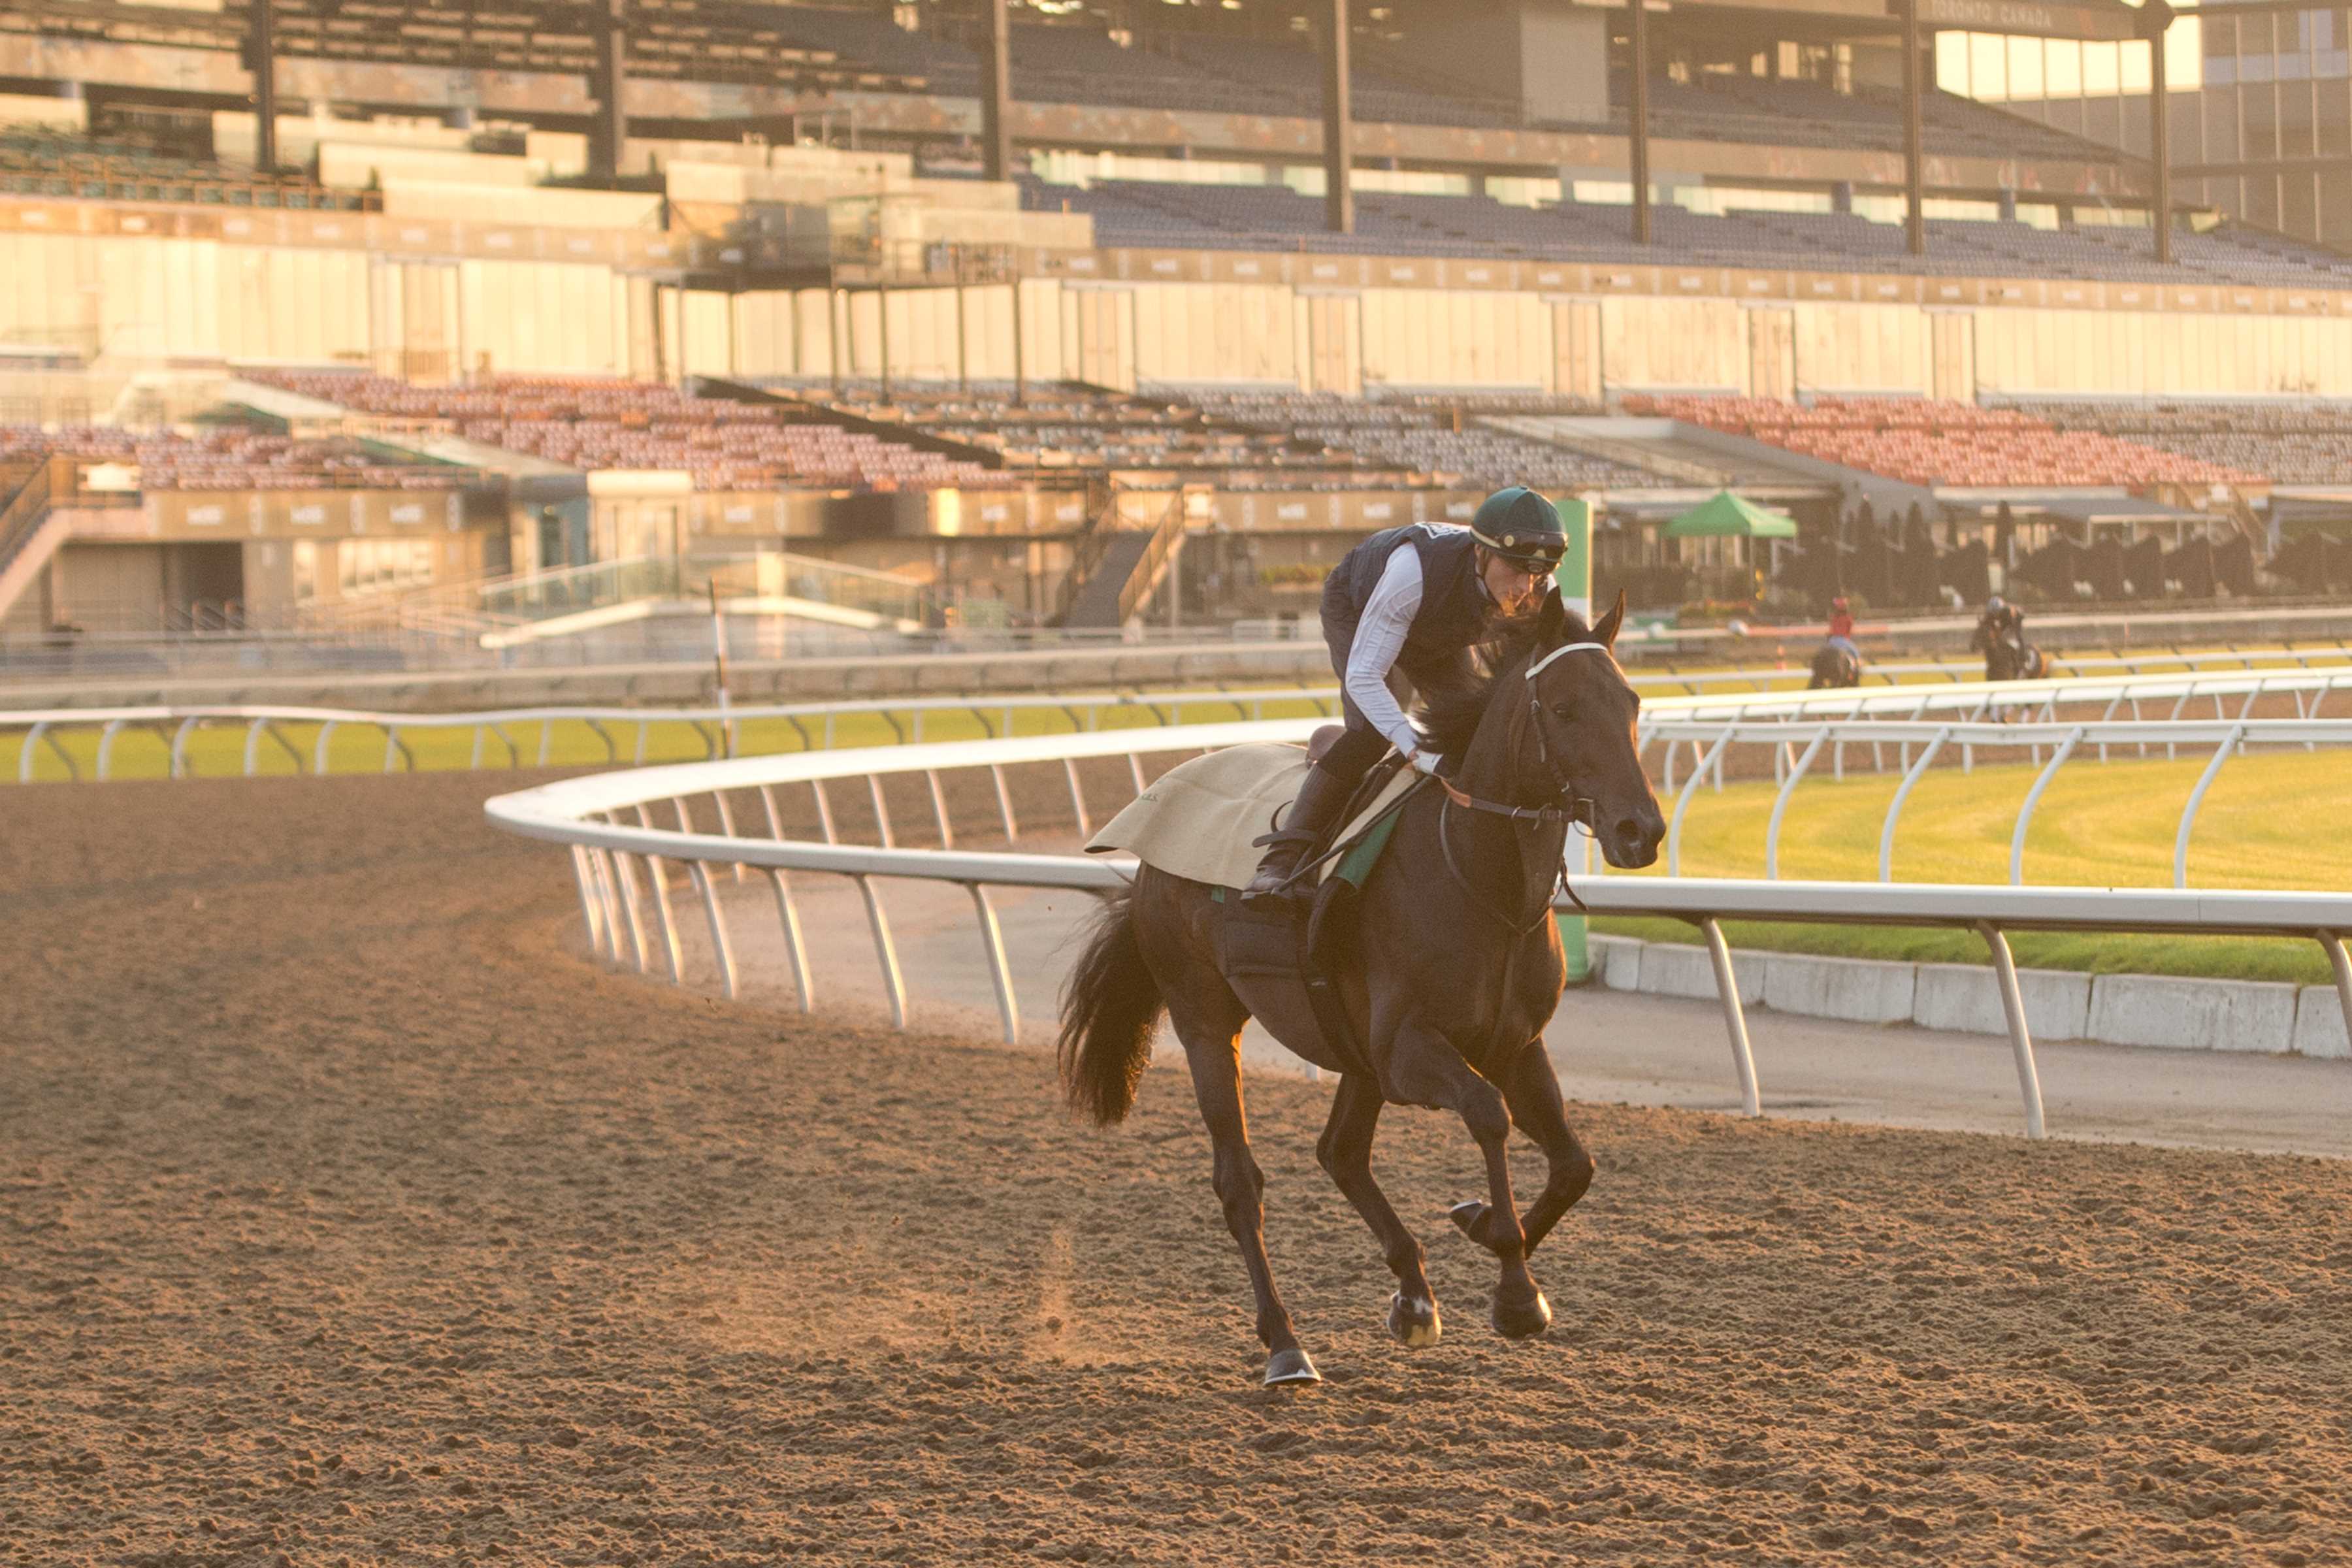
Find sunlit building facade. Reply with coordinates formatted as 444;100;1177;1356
1940;5;2352;248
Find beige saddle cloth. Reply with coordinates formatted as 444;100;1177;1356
1085;742;1418;891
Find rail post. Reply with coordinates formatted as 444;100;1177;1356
687;862;740;1000
926;768;956;849
710;789;746;881
1876;725;1951;882
766;870;815;1013
990;763;1020;842
867;775;896;848
568;845;606;957
1665;727;1737;877
97;718;124;779
855;875;909;1030
2008;726;2085;885
969;884;1021;1045
2173;723;2246;888
1763;728;1829;880
609;849;653;973
2321;929;2352;1053
631;804;685;979
1065;757;1092;838
1698;917;1761;1117
1979;922;2048;1139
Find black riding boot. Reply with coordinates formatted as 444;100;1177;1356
1241;762;1356;902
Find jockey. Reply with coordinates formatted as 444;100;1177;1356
1242;487;1566;901
1825;595;1858;659
1972;593;2021;653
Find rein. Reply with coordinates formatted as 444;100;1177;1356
1433;639;1611;932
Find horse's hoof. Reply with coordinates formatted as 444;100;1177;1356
1490;1289;1553;1341
1263;1348;1322;1386
1448;1200;1488;1239
1387;1290;1442;1348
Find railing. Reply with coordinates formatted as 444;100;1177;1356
1117;496;1190;627
0;456;65;620
480;719;2352;1147
1633;717;2352;887
15;661;2352;783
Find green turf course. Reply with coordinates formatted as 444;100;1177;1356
0;691;1345;785
1593;747;2352;986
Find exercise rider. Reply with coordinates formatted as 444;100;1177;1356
1241;487;1568;901
1825;595;1858;661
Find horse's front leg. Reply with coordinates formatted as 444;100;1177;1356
1382;1017;1550;1339
1449;1038;1595;1258
1315;1072;1440;1348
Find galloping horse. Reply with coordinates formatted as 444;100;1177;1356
1808;642;1863;689
1985;634;2048;683
1057;593;1666;1385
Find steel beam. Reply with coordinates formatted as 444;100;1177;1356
979;0;1013;182
590;0;627;185
1322;0;1354;235
1628;0;1652;245
1903;0;1926;257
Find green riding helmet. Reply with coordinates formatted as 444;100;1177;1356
1469;486;1569;571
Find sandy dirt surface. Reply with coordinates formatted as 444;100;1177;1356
7;770;2352;1567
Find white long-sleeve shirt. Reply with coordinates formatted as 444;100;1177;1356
1345;540;1435;755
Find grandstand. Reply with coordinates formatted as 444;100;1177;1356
3;1;2351;648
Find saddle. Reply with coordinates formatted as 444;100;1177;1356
1084;736;1423;1077
1217;729;1413;1077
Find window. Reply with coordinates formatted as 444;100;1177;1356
336;538;436;596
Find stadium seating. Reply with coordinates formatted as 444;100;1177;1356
0;423;475;489
1629;395;2266;488
800;381;1328;476
2012;400;2352;485
1189;393;1675;491
0;124;366;209
1019;173;2352;286
1601;74;2114;165
253;372;995;491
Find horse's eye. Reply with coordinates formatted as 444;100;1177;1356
1550;701;1576;721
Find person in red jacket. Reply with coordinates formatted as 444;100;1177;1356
1825;595;1857;657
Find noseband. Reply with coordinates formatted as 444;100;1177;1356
1437;640;1612;832
1432;640;1616;932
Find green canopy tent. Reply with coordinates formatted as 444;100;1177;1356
1663;490;1800;539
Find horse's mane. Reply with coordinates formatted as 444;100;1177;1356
1413;604;1595;757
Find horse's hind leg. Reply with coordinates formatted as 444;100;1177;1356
1315;1073;1439;1348
1448;1040;1595;1260
1173;1008;1318;1386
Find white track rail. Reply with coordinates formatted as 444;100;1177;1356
14;659;2352;783
483;717;2352;1146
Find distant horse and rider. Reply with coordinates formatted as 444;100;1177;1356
1058;491;1666;1386
1808;593;1864;689
1972;593;2049;683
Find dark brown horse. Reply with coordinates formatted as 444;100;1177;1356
1057;593;1666;1385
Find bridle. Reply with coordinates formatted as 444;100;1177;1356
1435;640;1614;930
1433;640;1611;834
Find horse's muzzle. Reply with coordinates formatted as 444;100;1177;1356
1599;807;1665;870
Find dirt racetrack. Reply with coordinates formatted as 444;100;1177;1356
7;771;2352;1567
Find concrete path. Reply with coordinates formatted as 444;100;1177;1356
648;855;2352;1162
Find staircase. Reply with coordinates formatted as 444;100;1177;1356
1056;495;1188;629
0;457;72;632
1060;529;1156;628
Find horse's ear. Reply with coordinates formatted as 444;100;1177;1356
1593;588;1627;650
1534;586;1567;644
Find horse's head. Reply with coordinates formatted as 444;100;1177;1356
1520;589;1664;869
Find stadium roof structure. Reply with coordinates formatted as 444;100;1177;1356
0;0;2185;243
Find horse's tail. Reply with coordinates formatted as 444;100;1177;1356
1056;886;1166;1126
